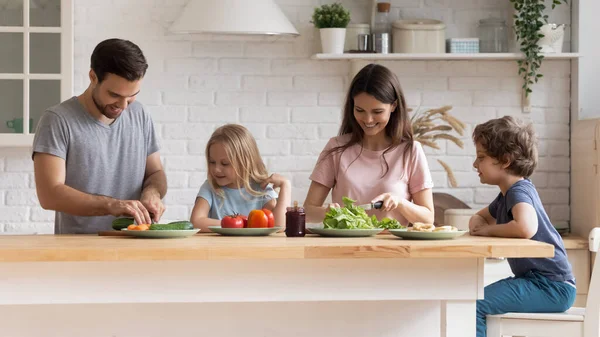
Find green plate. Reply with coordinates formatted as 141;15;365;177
208;226;282;236
389;228;468;240
122;229;199;238
308;227;384;237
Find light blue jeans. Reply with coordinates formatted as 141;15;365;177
476;271;576;337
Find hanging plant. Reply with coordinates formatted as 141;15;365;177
511;0;567;97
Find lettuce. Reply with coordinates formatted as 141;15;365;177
376;217;404;229
323;197;405;229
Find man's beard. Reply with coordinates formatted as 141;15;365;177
92;88;120;119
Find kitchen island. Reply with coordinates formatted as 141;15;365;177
0;233;558;337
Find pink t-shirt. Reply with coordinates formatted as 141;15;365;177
309;134;434;226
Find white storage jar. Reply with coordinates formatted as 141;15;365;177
344;23;371;51
392;19;446;53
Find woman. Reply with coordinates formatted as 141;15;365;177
304;64;434;226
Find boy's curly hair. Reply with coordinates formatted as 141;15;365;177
472;116;538;178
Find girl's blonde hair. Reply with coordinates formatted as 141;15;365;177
205;124;269;199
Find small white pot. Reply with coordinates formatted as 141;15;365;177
538;23;565;53
319;28;346;54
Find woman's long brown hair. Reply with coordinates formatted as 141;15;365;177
323;63;413;176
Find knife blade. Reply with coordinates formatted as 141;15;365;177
357;201;383;210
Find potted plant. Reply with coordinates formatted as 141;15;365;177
311;3;351;54
411;106;466;188
511;0;567;98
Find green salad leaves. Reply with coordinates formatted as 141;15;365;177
323;197;405;229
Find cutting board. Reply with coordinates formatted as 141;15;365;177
98;231;129;236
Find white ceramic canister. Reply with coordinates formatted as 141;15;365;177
392;19;446;53
344;23;371;51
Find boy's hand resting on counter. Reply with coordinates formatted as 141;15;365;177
470;223;492;236
469;214;489;234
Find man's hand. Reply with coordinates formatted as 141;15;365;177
107;199;152;225
141;189;165;223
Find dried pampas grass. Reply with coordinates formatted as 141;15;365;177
410;106;466;188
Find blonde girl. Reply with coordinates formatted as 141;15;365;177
191;124;291;232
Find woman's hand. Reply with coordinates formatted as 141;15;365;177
374;189;434;224
370;193;402;212
325;203;341;212
303;181;334;224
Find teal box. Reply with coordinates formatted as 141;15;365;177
446;38;480;53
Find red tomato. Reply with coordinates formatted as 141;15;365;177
262;209;275;228
221;214;245;229
240;215;248;228
247;209;268;228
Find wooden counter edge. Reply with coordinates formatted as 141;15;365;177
562;236;588;250
0;233;564;262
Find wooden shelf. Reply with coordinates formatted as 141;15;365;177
311;52;581;61
0;134;34;147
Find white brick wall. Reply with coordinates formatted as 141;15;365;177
0;0;572;232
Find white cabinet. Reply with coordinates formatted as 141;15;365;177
0;0;73;147
483;258;513;287
573;0;600;120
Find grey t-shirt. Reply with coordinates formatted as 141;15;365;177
488;179;574;282
32;97;160;234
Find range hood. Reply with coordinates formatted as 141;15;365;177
169;0;299;36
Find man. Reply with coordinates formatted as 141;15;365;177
33;38;167;234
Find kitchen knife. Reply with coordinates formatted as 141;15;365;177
357;201;383;210
133;213;157;225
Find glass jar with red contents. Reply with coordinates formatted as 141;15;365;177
285;201;305;237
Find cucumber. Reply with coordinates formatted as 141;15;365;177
112;217;134;230
168;220;193;227
150;221;194;231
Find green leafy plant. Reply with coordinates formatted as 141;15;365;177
311;3;351;29
511;0;567;97
410;106;466;188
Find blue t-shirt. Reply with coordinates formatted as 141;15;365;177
197;180;278;220
488;179;574;282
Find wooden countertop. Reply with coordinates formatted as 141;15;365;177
0;233;557;262
562;235;589;250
